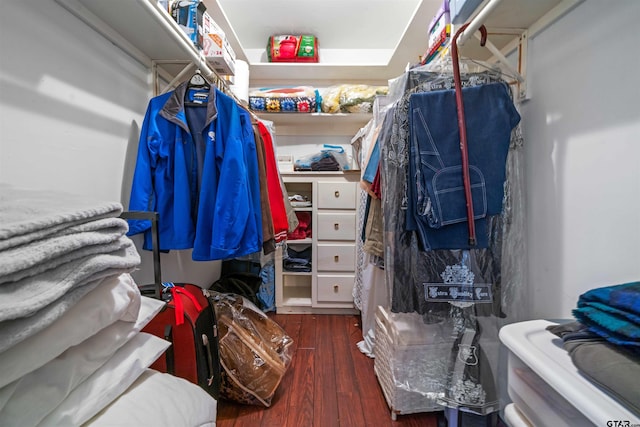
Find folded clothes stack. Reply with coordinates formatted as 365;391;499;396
546;281;640;417
0;183;184;426
287;212;311;240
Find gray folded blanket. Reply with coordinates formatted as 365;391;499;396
0;183;123;251
0;217;129;284
0;240;140;323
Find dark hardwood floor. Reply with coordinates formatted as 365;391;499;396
216;313;440;427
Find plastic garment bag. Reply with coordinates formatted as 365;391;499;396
380;64;528;415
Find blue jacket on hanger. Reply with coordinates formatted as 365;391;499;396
127;81;262;260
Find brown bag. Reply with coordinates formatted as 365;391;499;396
205;291;293;407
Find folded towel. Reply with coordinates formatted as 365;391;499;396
0;217;129;284
0;239;140;323
0;183;122;251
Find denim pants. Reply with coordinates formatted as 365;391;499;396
407;82;520;249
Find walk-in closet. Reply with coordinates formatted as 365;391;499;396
1;1;638;426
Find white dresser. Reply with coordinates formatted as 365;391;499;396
275;171;360;314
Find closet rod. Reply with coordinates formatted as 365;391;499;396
456;0;504;46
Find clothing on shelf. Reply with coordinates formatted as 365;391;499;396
283;244;312;273
547;319;640;417
287;211;311;240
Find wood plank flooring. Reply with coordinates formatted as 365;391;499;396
216;313;440;427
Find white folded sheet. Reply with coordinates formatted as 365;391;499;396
0;273;141;389
0;296;164;426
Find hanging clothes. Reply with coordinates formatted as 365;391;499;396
380;66;526;416
406;82;520;250
250;122;276;255
256;120;289;243
127;80;262;261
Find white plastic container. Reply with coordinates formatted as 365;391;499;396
499;320;640;427
373;306;452;420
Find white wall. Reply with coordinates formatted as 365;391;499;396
2;1;638;302
522;0;640;319
0;0;221;287
0;0;148;201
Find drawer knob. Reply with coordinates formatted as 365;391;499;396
334;255;339;263
334;190;340;198
333;284;339;293
334;223;339;230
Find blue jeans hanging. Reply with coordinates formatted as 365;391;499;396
407;82;520;250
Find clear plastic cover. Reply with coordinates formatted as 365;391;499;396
378;63;527;416
207;291;293;407
321;84;389;114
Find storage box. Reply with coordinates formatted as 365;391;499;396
202;12;236;75
171;0;206;49
499;320;640;427
373;306;452;420
422;0;450;65
449;0;483;24
267;35;319;63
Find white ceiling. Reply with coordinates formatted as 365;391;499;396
207;0;441;66
216;0;426;50
203;0;567;84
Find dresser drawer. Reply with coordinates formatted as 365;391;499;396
317;181;356;209
317;212;356;241
317;243;356;271
317;274;355;303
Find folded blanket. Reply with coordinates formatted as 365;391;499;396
0;238;140;323
0;183;123;251
0;217;129;284
578;281;640;315
546;321;640;417
573;281;640;346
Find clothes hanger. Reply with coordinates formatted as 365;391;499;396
187;69;210;89
184;69;211;107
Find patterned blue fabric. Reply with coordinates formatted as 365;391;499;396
573;281;640;346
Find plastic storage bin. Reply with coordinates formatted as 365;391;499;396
499;320;640;427
373;306;453;420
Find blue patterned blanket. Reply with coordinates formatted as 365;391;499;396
573;281;640;346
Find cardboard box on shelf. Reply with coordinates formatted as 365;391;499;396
202;12;236;75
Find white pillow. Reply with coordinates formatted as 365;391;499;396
36;332;170;427
0;273;141;389
85;369;217;427
0;296;164;426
